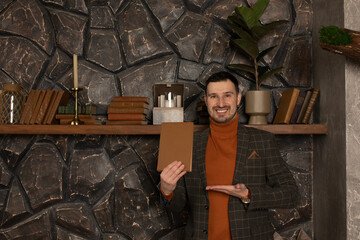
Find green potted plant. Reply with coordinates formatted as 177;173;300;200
227;0;287;124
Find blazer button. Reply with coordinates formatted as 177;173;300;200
203;230;208;234
204;205;209;209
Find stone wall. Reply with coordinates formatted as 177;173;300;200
0;0;313;239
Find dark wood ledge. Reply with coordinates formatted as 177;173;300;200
0;124;327;135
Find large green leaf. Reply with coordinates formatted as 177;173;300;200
229;64;255;74
253;0;269;20
227;16;249;32
235;6;258;29
232;38;259;59
264;20;288;31
228;23;255;42
257;46;276;62
258;67;283;84
257;65;270;76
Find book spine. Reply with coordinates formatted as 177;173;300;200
301;88;320;124
58;105;95;114
107;107;148;114
112;96;149;102
290;90;306;124
109;101;149;108
107;113;145;121
19;90;35;124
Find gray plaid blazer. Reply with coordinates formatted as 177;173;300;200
166;124;298;240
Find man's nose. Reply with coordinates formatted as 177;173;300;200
218;97;225;107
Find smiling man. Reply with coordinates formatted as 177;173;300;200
160;71;298;240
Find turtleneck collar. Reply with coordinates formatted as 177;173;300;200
209;114;239;138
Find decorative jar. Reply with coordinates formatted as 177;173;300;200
0;84;25;124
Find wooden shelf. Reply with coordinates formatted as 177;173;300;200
0;124;327;135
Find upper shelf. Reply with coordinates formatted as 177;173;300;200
0;124;327;135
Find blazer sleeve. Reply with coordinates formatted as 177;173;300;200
246;132;299;210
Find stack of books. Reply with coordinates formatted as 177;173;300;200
56;104;100;125
106;96;149;125
273;88;320;124
19;89;70;125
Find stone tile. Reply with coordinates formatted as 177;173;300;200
165;12;211;62
0;0;55;54
145;0;185;32
90;6;115;28
17;143;67;210
45;49;72;81
66;0;88;14
86;29;123;72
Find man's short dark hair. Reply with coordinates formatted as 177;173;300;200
205;71;239;94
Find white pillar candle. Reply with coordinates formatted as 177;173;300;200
168;92;172;107
160;94;165;107
176;95;182;107
73;54;78;88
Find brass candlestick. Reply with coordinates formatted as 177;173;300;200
70;88;84;125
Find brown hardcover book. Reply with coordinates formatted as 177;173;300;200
44;91;71;124
55;114;93;119
301;88;320;124
112;96;149;103
109;101;149;108
107;107;149;114
157;122;193;172
273;88;300;124
23;90;41;124
28;90;46;124
59;118;101;125
19;90;36;124
106;120;148;125
296;90;312;123
290;90;306;124
107;113;146;121
35;90;55;124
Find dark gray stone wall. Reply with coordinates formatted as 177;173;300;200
0;0;313;239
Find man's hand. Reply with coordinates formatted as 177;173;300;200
160;161;186;196
206;183;249;199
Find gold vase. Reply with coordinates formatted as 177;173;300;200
245;90;271;124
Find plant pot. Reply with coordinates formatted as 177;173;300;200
245;90;271;124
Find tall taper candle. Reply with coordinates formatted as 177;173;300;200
73;54;78;88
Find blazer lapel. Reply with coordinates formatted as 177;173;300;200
195;128;209;193
233;125;250;184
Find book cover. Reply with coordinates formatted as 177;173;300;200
296;90;312;123
28;90;46;124
301;88;320;124
44;91;71;124
35;89;55;124
112;96;149;103
157;122;193;172
19;90;36;124
58;104;96;114
273;88;300;124
107;107;149;114
109;101;149;108
55;114;93;119
107;113;146;121
106;120;148;125
290;90;306;124
23;90;41;124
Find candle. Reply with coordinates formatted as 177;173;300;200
73;54;78;89
176;95;182;107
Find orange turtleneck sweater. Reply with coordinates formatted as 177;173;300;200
206;114;238;240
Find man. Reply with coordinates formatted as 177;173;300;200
160;71;298;240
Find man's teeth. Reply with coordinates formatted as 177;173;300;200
216;109;227;113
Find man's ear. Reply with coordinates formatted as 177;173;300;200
237;92;241;107
204;93;208;106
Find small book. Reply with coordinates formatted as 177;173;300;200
106;120;148;125
290;90;306;124
157;122;193;172
19;90;36;124
29;90;46;124
273;88;300;124
23;90;41;124
35;90;55;124
107;113;146;121
55;114;93;119
109;101;149;108
296;90;312;123
107;107;149;114
112;96;149;103
44;91;71;124
301;88;320;124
